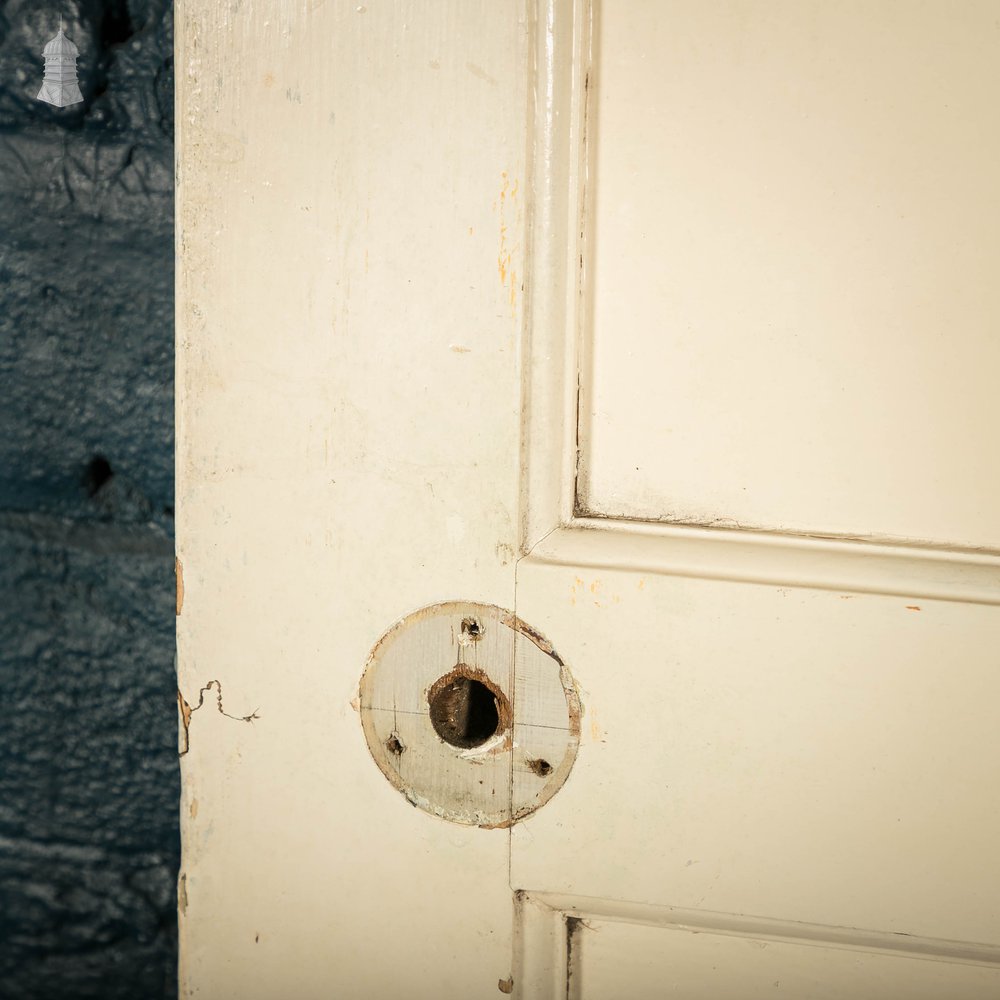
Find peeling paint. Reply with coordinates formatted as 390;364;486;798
500;610;565;667
498;975;514;994
177;680;259;757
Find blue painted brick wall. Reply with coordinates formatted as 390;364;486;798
0;2;178;997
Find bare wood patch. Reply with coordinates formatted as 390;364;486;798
360;602;581;828
175;557;184;615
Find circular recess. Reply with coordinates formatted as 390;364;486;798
358;601;581;828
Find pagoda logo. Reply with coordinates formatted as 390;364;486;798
37;20;83;108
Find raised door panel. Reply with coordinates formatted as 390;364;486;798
578;0;1000;548
512;0;1000;994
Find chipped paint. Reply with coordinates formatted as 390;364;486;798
499;609;565;666
177;680;259;757
498;975;514;994
175;557;184;615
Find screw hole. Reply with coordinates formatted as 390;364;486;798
527;758;552;777
385;733;405;756
461;617;484;641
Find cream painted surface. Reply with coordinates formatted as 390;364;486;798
579;0;1000;548
515;0;1000;993
570;918;1000;999
178;1;1000;998
513;551;1000;941
514;894;1000;1000
176;2;526;998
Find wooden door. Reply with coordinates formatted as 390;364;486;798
176;2;1000;998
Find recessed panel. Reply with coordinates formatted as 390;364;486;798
580;0;1000;548
513;551;1000;944
570;920;1000;1000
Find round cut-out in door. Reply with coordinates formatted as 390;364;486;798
358;602;581;827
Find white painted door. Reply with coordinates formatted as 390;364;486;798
176;2;1000;998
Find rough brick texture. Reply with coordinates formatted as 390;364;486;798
0;2;177;997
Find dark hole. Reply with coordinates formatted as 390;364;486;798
84;455;113;496
429;677;500;749
461;617;483;640
527;758;552;777
385;733;404;756
100;1;136;47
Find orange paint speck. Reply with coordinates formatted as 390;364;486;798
590;711;602;742
495;172;518;314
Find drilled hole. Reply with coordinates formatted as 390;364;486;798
428;674;502;749
385;733;405;756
